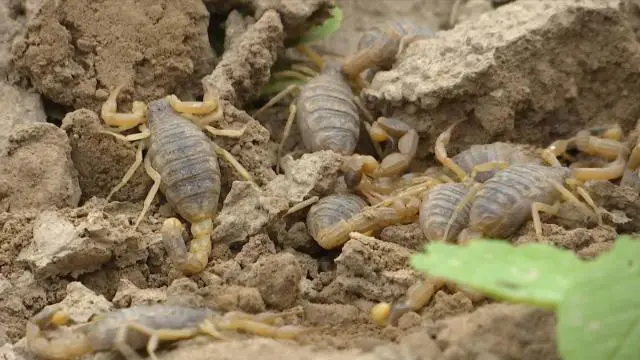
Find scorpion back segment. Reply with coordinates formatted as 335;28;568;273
26;304;310;360
342;19;435;79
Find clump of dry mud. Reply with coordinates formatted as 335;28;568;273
1;0;639;359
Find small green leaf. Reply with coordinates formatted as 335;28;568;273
296;6;343;45
260;77;305;97
557;236;640;360
410;240;588;308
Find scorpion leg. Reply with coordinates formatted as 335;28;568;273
443;182;483;242
252;84;300;119
132;156;162;231
99;123;151;143
162;217;213;275
465;161;510;182
211;141;255;183
114;320;198;360
296;45;325;71
550;180;601;227
107;140;146;201
531;202;561;242
276;103;297;174
371;277;446;326
214;310;309;340
574;130;626;161
101;84;148;132
435;120;468;181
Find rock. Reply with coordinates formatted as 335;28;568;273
0;271;46;343
235;234;276;268
213;151;342;245
112;278;167;307
202;9;283;108
266;150;344;202
17;211;111;278
61;109;152;202
201;284;266;313
16;206;146;279
321;233;420;303
241;252;302;310
0;81;45;155
362;0;640;158
56;281;114;324
11;0;216;113
0;123;81;211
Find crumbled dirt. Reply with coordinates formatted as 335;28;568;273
2;0;640;359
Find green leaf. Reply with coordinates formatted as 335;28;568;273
296;6;343;45
260;77;305;97
410;240;588;309
557;236;640;360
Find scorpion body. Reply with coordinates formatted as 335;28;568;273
306;194;368;248
419;182;474;242
295;64;360;155
146;99;223;275
147;99;222;228
26;304;307;360
342;19;435;78
466;164;575;239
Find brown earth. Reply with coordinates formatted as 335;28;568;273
0;0;637;359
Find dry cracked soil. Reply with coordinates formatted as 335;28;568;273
1;0;639;359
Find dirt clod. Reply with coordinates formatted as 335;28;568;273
323;233;420;304
12;0;216;113
0;122;80;212
241;252;302;310
202;9;283;108
0;82;45;156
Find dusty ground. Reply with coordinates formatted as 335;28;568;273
0;0;638;359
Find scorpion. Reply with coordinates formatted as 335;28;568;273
371;121;631;326
26;304;310;360
99;84;253;275
253;44;422;184
341;19;435;83
253;55;361;173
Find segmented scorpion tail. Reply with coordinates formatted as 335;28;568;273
162;218;213;275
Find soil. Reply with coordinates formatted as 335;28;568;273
0;0;637;359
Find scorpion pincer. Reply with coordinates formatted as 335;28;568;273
341;19;435;81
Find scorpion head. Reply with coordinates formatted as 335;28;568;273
26;305;92;360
